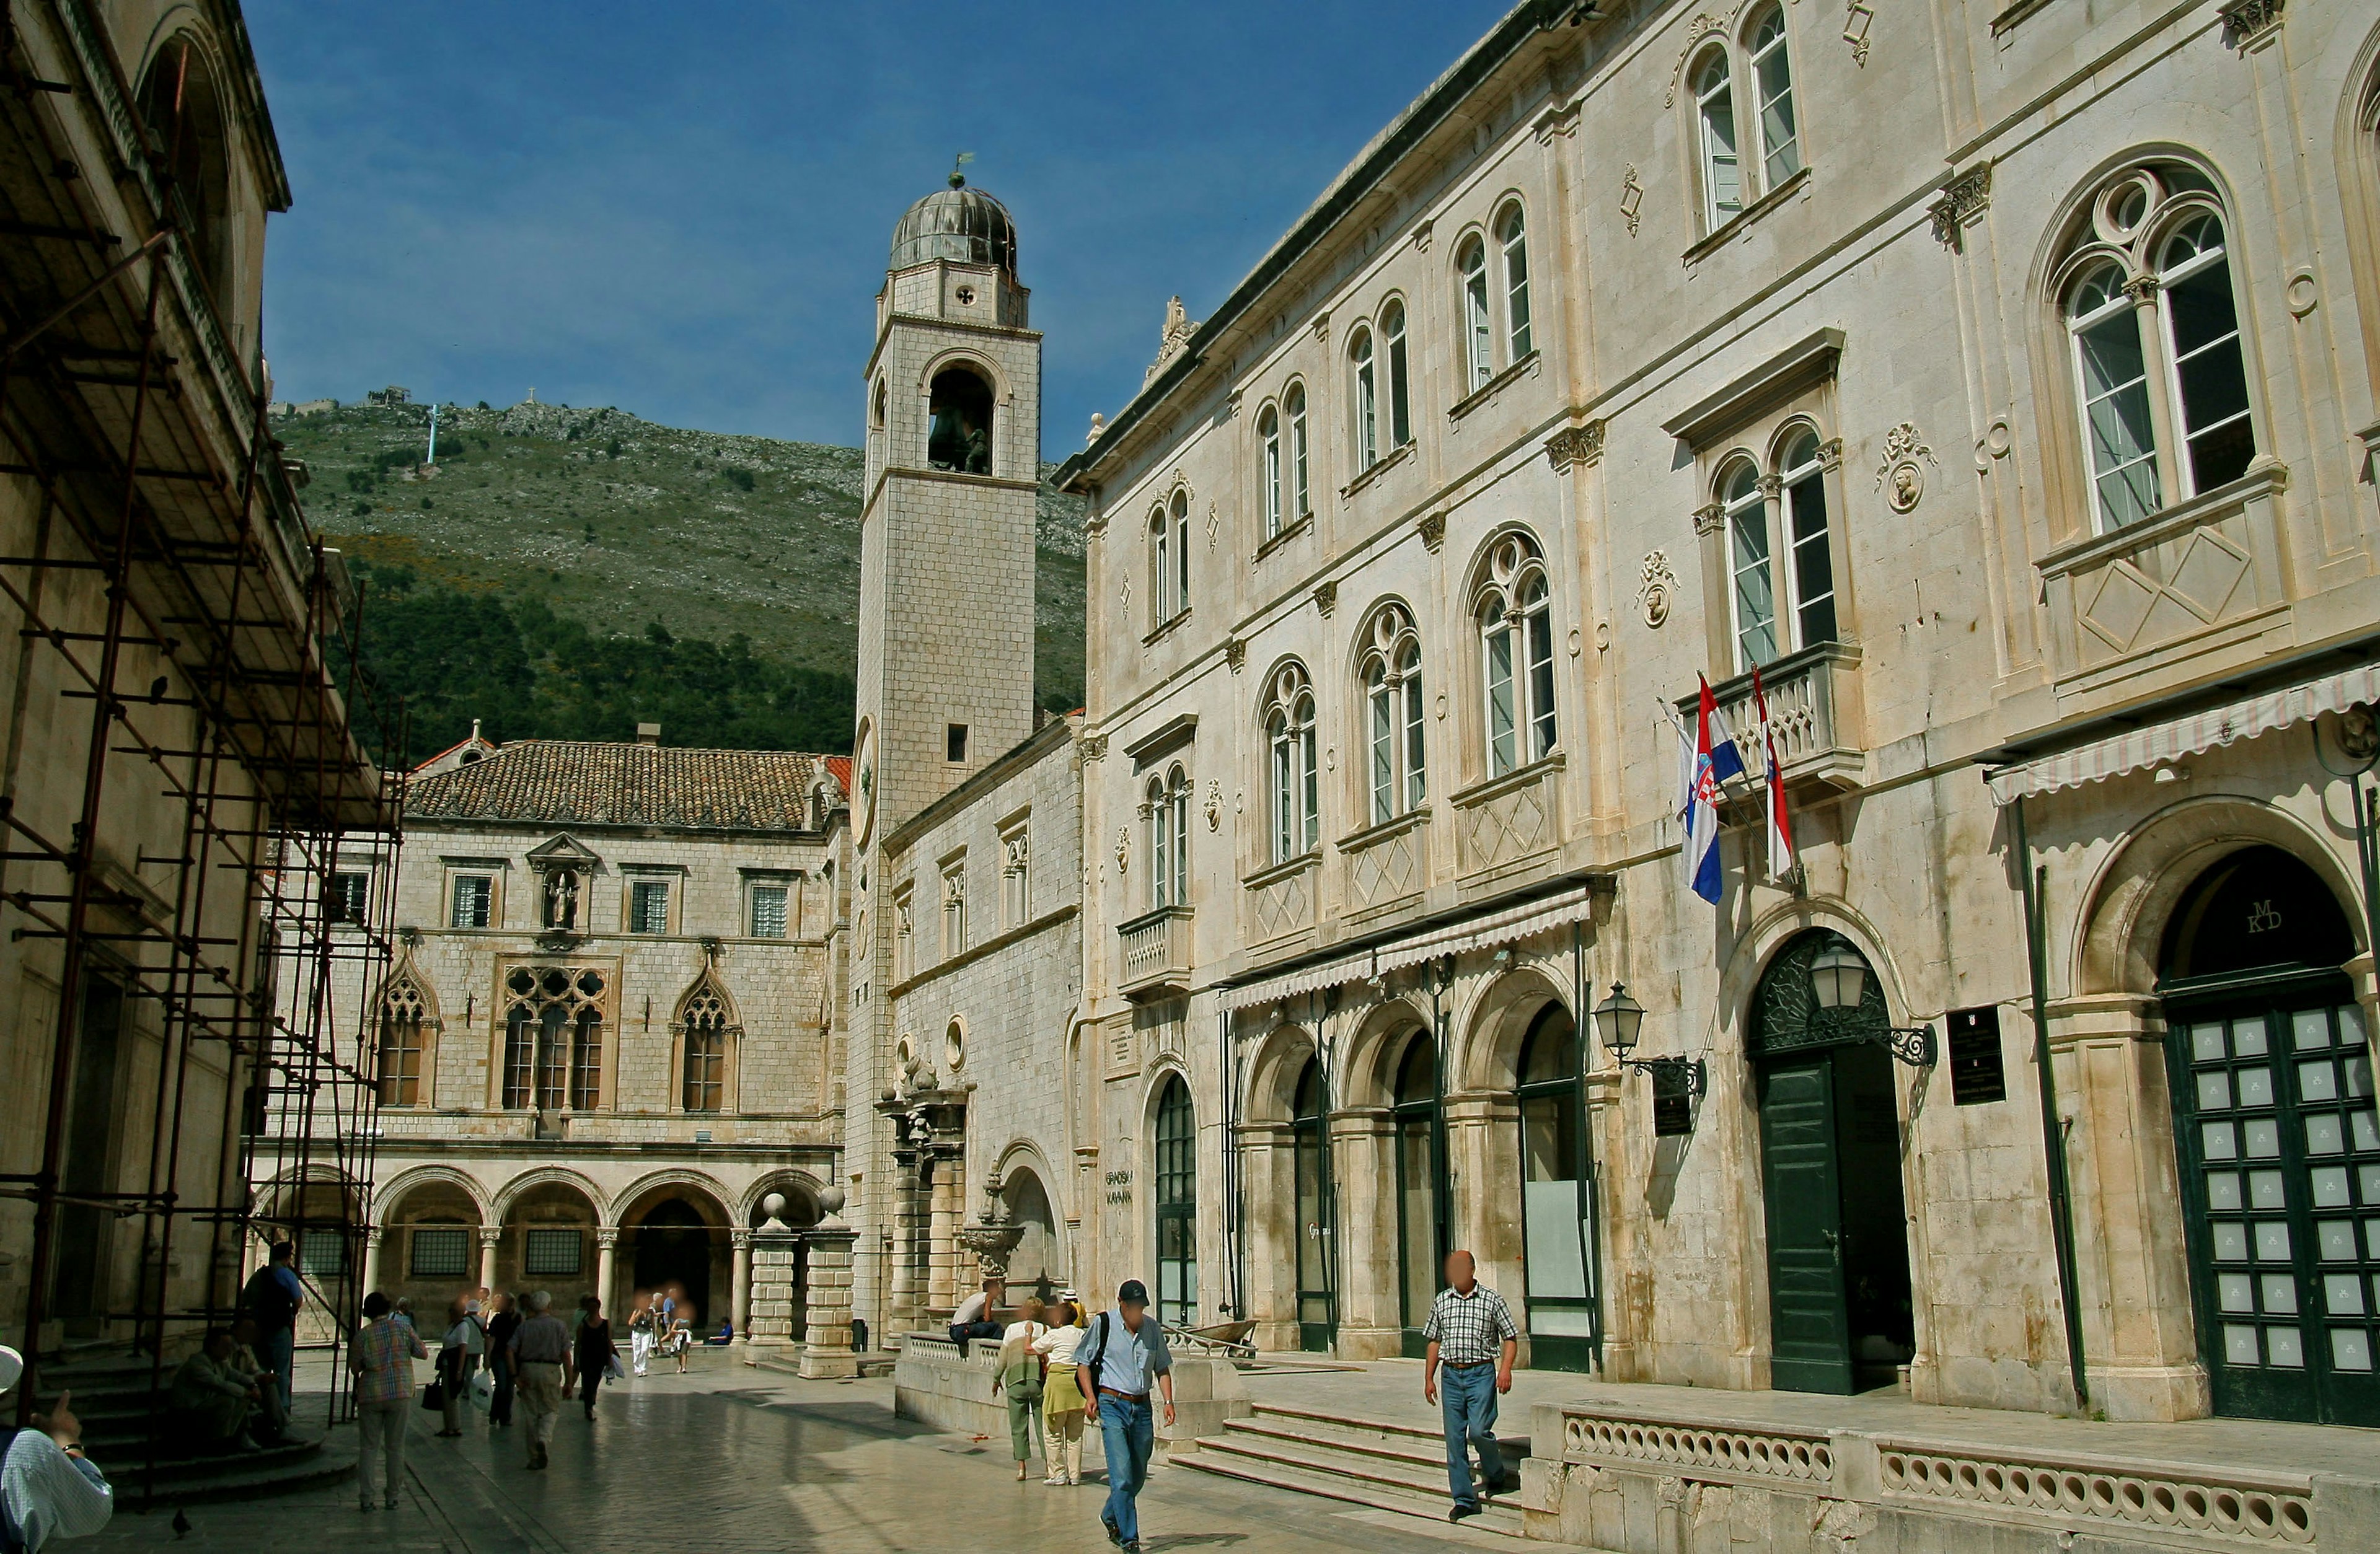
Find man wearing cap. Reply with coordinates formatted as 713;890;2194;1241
1083;1280;1173;1552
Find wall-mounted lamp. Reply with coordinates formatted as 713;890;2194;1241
1591;982;1705;1100
1807;944;1936;1067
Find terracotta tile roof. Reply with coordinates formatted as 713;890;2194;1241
405;740;841;832
824;755;853;794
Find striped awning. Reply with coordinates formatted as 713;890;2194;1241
1219;883;1595;1012
1985;662;2380;806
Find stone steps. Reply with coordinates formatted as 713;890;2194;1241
1179;1403;1529;1539
29;1344;354;1503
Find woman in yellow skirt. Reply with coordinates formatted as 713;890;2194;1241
1032;1299;1090;1485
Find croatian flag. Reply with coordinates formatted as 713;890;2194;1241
1687;677;1729;905
1753;666;1795;881
1700;677;1747;785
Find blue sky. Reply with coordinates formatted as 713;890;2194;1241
248;3;1507;457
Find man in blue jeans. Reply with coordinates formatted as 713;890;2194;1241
238;1242;304;1418
1421;1249;1518;1523
1085;1279;1175;1552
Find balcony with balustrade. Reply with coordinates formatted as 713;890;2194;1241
1685;644;1867;792
1117;903;1194;1001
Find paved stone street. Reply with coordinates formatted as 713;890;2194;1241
79;1365;1525;1554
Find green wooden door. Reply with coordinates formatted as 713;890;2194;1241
2169;993;2380;1426
1759;1055;1854;1393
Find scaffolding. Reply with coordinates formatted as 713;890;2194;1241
0;0;405;1495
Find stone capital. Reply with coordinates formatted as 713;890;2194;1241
478;1227;502;1248
731;1228;752;1250
596;1226;619;1249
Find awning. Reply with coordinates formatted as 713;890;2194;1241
1219;882;1595;1012
1985;662;2380;806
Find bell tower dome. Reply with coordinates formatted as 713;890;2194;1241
850;169;1042;855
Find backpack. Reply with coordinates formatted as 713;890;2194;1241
1076;1313;1113;1405
242;1266;299;1332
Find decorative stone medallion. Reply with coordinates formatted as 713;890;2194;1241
1639;550;1678;628
1875;423;1937;513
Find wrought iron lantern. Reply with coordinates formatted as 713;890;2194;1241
1808;942;1936;1067
1592;983;1704;1100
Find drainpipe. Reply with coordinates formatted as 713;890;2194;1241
1222;1003;1245;1320
2013;794;2091;1414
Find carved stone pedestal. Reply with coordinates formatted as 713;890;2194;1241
746;1208;802;1356
799;1202;861;1379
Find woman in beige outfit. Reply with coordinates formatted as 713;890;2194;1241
1032;1300;1090;1486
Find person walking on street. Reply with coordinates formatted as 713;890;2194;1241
237;1242;302;1420
1421;1249;1518;1524
508;1291;571;1470
485;1293;519;1428
0;1346;114;1552
991;1296;1047;1482
574;1299;617;1420
628;1293;654;1377
348;1293;425;1513
1083;1280;1174;1552
435;1299;476;1437
1032;1299;1089;1486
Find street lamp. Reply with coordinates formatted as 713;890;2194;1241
1807;941;1936;1068
1592;983;1704;1100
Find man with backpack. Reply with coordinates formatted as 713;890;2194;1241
238;1243;303;1419
1078;1280;1174;1553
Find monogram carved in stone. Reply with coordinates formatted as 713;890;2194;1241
1843;0;1875;66
1620;167;1644;237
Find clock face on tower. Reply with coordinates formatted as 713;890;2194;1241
853;718;878;848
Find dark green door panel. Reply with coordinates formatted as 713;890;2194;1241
1760;1055;1854;1394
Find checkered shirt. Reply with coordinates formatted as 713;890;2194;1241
1422;1283;1517;1366
350;1315;426;1403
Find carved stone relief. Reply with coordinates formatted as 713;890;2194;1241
1639;551;1680;628
1876;423;1939;514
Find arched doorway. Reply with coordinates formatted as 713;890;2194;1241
1750;930;1915;1394
1515;1003;1597;1371
1153;1076;1197;1327
2158;845;2374;1426
632;1198;718;1328
1292;1058;1336;1351
1390;1032;1441;1356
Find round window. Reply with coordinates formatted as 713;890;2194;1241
944;1019;966;1071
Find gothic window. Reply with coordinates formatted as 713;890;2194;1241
628;879;670;934
1381;300;1411;450
1285;383;1311;521
374;975;428;1107
1266;662;1319;863
942;859;967;957
1171;489;1191;617
1721;458;1777;669
1748;5;1799;190
1360;604;1426;825
1497;206;1532;362
679;979;729;1113
749;882;788;938
1350;324;1379;472
926;364;994;475
2056;163;2257;532
1001;822;1031;928
1693;46;1742;232
1458;235;1494;392
1258;403;1284;540
500;966;605;1111
1474;533;1558;778
1145;766;1189;910
450;873;492;929
892;886;915;983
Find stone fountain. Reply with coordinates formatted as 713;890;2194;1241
953;1175;1024;1281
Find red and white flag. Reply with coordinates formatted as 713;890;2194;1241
1752;666;1795;881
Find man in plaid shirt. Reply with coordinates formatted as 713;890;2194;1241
1421;1249;1518;1523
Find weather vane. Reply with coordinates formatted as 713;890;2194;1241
950;150;974;188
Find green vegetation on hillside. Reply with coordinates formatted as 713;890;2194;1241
283;399;1086;763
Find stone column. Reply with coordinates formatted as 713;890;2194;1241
595;1227;619;1314
360;1228;384;1299
746;1202;803;1356
889;1142;920;1330
798;1190;860;1378
928;1143;966;1313
478;1227;501;1293
731;1229;752;1342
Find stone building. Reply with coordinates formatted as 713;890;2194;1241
1041;0;2380;1447
327;728;847;1335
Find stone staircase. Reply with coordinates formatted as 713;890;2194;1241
40;1345;355;1507
1179;1401;1530;1538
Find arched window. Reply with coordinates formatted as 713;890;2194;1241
501;965;605;1111
1391;1034;1442;1335
1258;403;1284;540
680;980;729;1113
1458;236;1493;392
1171;489;1192;617
1748;5;1799;190
1350;325;1378;472
1474;534;1558;777
1153;1075;1197;1327
1266;663;1319;862
1498;206;1532;362
1693;48;1742;231
1148;505;1172;627
1721;459;1775;669
375;975;428;1107
1360;604;1425;825
1778;429;1835;649
1145;765;1189;910
1381;300;1411;449
1286;383;1311;522
138;37;232;308
926;365;994;474
1291;1057;1335;1348
2059;164;2257;532
1516;1003;1597;1367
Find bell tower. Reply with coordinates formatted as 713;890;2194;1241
851;170;1041;855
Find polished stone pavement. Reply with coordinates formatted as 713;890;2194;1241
77;1364;1529;1554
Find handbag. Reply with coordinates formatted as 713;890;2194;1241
420;1379;446;1411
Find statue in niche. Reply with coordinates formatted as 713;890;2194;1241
542;869;580;931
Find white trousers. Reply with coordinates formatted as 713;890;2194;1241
631;1330;653;1374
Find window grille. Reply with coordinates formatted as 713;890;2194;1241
524;1227;582;1276
410;1226;470;1278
